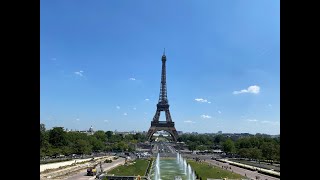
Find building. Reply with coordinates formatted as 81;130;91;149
70;125;95;135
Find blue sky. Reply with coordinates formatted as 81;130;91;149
40;0;280;135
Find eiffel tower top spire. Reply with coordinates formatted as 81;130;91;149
159;50;168;104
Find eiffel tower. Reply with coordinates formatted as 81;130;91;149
147;49;178;142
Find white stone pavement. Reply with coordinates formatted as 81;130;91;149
40;158;93;172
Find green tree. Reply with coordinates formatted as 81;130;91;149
248;148;262;160
94;130;107;142
106;131;113;139
74;139;92;154
213;135;225;145
188;142;197;152
49;127;68;147
89;136;105;152
261;142;277;160
40;123;46;132
222;138;235;153
40;124;49;149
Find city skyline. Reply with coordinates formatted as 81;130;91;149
40;0;280;135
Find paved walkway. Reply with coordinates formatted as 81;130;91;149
40;156;120;180
207;160;279;180
40;158;93;172
65;157;125;180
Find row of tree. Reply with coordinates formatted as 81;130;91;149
40;124;147;157
178;134;280;162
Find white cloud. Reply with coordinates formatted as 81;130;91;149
123;113;127;116
184;120;196;124
247;119;258;122
195;98;211;104
201;115;212;119
116;106;120;110
260;121;279;125
129;78;136;81
74;70;84;77
145;99;150;101
233;85;260;95
218;111;222;114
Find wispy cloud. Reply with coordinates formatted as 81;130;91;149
145;99;150;101
261;121;279;125
133;107;137;110
218;111;222;114
201;115;212;119
116;106;120;110
195;98;211;103
123;113;127;116
74;70;84;77
129;78;136;81
104;120;109;123
184;120;196;124
76;118;80;121
247;119;258;122
233;85;260;95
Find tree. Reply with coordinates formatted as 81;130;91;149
214;135;225;145
238;148;250;158
222;138;235;153
188;142;197;152
94;130;107;142
74;139;91;154
89;136;105;152
106;131;113;139
248;148;262;160
49;127;68;147
40;124;49;149
40;123;46;132
260;142;277;160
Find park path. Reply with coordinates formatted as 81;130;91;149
207;159;279;180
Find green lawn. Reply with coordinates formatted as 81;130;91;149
187;160;246;180
107;159;150;176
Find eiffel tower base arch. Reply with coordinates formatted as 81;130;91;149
147;121;179;142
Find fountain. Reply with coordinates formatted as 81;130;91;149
175;153;195;180
151;152;196;180
188;164;191;180
154;153;161;180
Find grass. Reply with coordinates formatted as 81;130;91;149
107;159;149;176
187;160;246;180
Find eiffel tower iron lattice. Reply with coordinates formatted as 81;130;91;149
147;50;179;142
